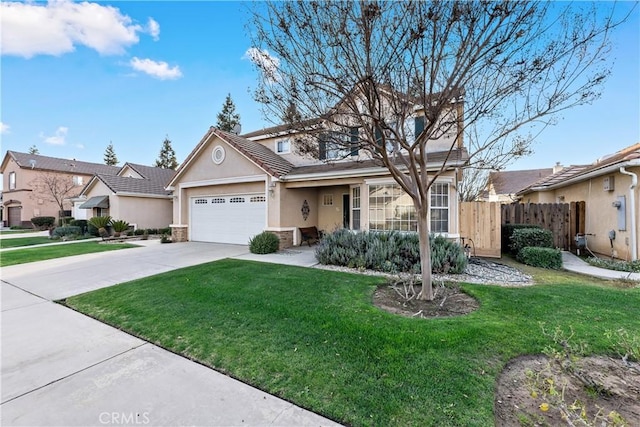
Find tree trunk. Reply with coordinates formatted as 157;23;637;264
416;207;433;301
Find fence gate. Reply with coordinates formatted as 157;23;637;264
501;202;586;251
459;202;501;258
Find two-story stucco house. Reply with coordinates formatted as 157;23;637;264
1;151;119;227
167;113;468;247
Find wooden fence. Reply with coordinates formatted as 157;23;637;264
501;202;586;251
459;202;501;258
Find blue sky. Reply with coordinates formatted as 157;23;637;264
1;1;639;171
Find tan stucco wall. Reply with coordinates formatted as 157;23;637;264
317;186;350;232
84;180;172;229
524;169;640;260
2;159;90;224
178;137;265;184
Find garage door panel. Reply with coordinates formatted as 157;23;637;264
190;195;266;244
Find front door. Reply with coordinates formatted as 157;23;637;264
8;207;21;227
342;194;350;229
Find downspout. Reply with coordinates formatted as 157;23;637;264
619;166;638;261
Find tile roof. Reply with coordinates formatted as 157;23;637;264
488;168;553;195
518;143;640;194
91;173;173;196
5;151;120;176
213;128;295;177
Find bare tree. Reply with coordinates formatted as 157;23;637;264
249;1;628;300
30;173;80;219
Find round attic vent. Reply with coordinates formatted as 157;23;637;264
212;145;225;165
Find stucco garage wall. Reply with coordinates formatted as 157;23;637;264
116;196;172;229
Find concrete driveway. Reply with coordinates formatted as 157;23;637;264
1;241;338;427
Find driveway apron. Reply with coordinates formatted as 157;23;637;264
1;241;340;426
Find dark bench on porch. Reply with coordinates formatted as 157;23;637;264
300;226;322;246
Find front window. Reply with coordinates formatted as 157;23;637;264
73;175;83;186
276;139;290;154
351;186;361;230
369;184;417;231
430;182;449;233
9;172;16;190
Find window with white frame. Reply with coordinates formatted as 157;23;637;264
73;175;83;186
351;186;361;230
9;172;16;190
430;182;449;233
368;184;417;231
276;139;290;154
322;194;333;206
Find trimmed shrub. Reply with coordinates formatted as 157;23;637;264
159;227;171;235
316;230;467;274
70;219;88;234
160;234;172;244
501;223;541;252
517;246;562;269
134;229;146;236
31;216;55;229
249;231;280;254
586;257;640;273
52;226;82;238
509;228;554;255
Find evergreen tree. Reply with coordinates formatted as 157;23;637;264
216;93;241;133
28;145;39;155
154;136;178;170
103;142;119;166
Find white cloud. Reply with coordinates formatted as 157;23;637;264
130;57;182;80
243;47;280;83
0;122;10;134
41;126;69;145
147;18;160;41
76;143;85;149
1;1;157;58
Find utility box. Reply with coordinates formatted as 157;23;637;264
603;176;615;191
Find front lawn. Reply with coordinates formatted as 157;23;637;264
65;260;640;426
1;242;139;267
0;236;56;249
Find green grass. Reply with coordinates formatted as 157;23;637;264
0;229;39;235
65;259;640;426
1;242;139;266
0;236;56;249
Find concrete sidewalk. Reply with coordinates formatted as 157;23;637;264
562;251;640;281
1;241;338;427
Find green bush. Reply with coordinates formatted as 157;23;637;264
316;230;467;274
31;216;55;229
586;257;640;273
160;234;172;244
52;226;82;238
509;228;553;255
249;231;280;254
59;216;74;226
134;229;145;236
159;227;171;235
70;219;88;234
501;224;541;252
517;246;562;269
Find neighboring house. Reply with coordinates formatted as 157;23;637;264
167;121;468;247
79;163;175;229
1;151;119;227
481;167;556;203
517;143;640;261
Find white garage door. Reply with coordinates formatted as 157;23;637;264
190;194;266;244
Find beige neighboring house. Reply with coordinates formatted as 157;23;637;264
1;151;119;227
167;120;468;247
482;167;556;203
517;143;640;261
79;163;175;229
